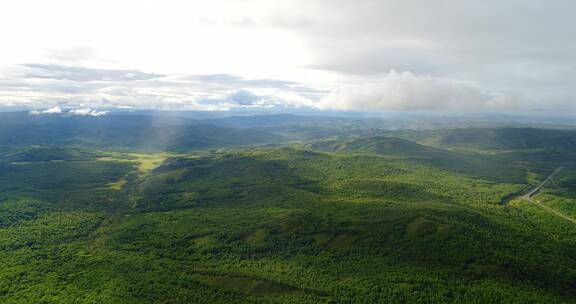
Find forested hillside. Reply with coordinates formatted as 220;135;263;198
1;114;576;303
1;124;576;302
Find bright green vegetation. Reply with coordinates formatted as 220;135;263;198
531;168;576;219
1;121;576;303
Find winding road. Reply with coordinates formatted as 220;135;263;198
520;167;576;225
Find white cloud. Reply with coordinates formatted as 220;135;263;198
28;107;108;116
29;107;63;115
319;70;515;111
0;64;320;111
67;108;108;116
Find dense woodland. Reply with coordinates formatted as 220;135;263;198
1;114;576;303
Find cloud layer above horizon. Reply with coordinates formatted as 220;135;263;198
1;0;576;112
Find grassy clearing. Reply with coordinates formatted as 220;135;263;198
107;178;127;190
97;152;172;174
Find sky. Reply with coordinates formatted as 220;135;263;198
1;0;575;113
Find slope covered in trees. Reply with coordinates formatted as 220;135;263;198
1;122;576;303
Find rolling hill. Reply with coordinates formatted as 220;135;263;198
0;112;284;151
306;136;525;183
1;114;576;303
437;127;576;151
